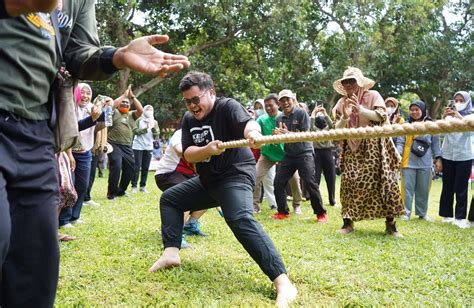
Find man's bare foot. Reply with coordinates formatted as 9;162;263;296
149;247;181;272
274;274;297;307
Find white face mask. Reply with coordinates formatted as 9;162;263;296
255;109;265;117
386;107;395;116
455;102;467;111
144;110;154;118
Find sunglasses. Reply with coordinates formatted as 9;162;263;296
182;90;208;106
341;78;357;86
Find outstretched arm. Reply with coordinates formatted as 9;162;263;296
112;35;190;76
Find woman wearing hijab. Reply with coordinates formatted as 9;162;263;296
385;97;404;125
131;105;159;193
438;91;474;228
396;101;442;221
332;67;404;236
59;83;108;228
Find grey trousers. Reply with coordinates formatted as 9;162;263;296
401;168;432;217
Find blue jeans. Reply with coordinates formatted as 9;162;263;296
59;151;92;225
160;176;287;281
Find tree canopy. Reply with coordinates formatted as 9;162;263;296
90;0;472;125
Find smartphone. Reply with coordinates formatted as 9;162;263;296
447;100;455;109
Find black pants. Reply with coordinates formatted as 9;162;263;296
107;143;134;198
468;196;474;222
274;154;325;215
160;176;286;281
314;148;336;205
84;153;100;202
155;171;194;192
131;149;152;188
439;158;472;219
0;111;59;307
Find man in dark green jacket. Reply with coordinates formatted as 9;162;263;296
0;1;189;306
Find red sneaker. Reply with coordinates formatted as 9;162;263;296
271;213;290;220
316;213;328;223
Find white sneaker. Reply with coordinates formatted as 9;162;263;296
294;206;302;215
453;219;470;229
441;217;454;223
419;216;433;222
71;219;85;225
83;200;100;207
401;215;410;221
139;187;148;193
131;187;137;193
60;223;74;229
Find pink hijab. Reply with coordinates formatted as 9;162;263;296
74;83;93;105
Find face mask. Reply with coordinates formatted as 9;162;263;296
315;116;327;129
119;107;129;114
144;110;154;118
255;109;265;118
386;107;395;116
455;102;467;111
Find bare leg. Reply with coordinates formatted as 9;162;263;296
190;209;207;220
274;274;297;307
148;247;181;272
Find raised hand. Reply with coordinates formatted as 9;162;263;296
113;35;191;76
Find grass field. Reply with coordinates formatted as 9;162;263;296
56;173;473;306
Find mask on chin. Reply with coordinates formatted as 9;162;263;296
119;107;129;114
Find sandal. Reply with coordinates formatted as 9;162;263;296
58;234;78;242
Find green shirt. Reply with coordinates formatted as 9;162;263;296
257;113;285;162
107;109;137;145
0;0;114;120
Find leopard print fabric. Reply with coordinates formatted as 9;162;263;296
340;135;405;221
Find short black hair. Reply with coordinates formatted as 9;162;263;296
179;71;214;92
264;93;278;103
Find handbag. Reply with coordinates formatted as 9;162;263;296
410;138;430;157
50;10;79;153
57;152;78;211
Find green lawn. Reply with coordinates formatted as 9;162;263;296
56;173;473;306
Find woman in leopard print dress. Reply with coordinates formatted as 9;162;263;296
333;67;404;236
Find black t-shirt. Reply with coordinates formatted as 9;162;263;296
182;97;256;187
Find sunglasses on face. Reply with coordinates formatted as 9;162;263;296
341;78;357;86
182;90;208;106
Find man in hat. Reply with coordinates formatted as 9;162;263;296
332;67;404;236
272;89;327;222
149;71;297;307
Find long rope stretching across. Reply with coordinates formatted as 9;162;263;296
218;117;474;149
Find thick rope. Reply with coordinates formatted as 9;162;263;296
218;117;474;149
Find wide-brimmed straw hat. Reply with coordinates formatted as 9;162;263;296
332;67;375;95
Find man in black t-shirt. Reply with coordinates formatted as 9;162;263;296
149;72;297;307
273;89;327;222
